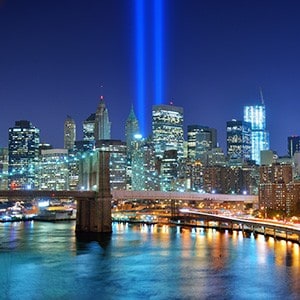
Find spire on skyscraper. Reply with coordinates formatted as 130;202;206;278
125;105;140;149
127;104;138;121
259;87;265;105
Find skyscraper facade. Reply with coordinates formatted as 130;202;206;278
83;113;96;142
152;104;184;158
96;140;127;190
95;96;111;141
81;113;96;151
8;120;40;189
39;149;69;190
80;140;127;191
0;148;8;190
131;137;160;191
64;116;76;150
187;125;217;161
161;149;178;191
244;103;269;164
226;119;251;163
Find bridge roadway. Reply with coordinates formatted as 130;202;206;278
0;189;258;203
111;190;257;203
179;209;300;240
0;190;97;200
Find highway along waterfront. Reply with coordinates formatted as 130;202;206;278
1;221;300;299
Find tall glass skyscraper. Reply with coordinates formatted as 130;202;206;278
187;125;217;161
226;120;251;164
152;104;184;158
244;103;269;164
64;115;76;150
8;120;40;189
83;113;96;142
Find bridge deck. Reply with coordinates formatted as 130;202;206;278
0;189;258;203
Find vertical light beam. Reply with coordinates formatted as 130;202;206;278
154;0;164;105
135;0;146;136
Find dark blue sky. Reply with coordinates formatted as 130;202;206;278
1;0;300;155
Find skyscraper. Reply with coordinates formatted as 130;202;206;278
226;119;251;163
80;140;127;191
125;105;140;155
8;120;40;189
287;136;300;157
95;96;111;141
64;115;76;150
81;96;111;150
39;148;69;190
81;113;96;151
152;104;184;158
161;149;178;191
187;125;217;161
83;113;96;142
244;97;269;164
0;148;8;190
131;137;160;191
96;140;127;190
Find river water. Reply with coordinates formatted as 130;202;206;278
0;221;300;300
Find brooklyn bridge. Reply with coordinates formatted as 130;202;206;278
0;151;258;234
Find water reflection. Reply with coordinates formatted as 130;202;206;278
1;222;300;299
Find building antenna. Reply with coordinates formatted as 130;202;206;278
99;82;105;100
259;87;265;105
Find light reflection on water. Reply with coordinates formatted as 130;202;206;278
0;221;300;299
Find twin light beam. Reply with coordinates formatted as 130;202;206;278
135;0;164;137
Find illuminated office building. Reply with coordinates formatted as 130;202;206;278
187;125;217;161
185;160;204;192
152;104;184;158
226;120;251;164
161;150;178;191
244;102;269;164
64;116;76;151
83;113;96;142
39;149;69;190
0;148;8;190
131;137;160;191
8;120;40;189
206;147;227;167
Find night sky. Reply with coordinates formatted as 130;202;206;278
1;0;300;156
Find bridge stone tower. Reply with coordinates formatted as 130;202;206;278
76;150;112;233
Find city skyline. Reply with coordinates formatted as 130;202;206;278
1;1;300;155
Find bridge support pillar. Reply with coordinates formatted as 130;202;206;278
76;197;112;233
76;150;112;234
170;199;176;220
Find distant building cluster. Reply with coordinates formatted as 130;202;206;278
1;94;300;218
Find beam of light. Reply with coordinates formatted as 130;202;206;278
154;0;164;105
135;0;146;136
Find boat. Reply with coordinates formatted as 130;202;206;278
34;206;76;221
0;201;36;222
